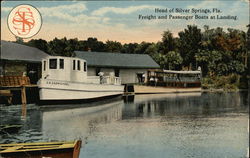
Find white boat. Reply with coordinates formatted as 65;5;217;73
37;56;124;103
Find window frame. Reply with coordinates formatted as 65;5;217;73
73;60;76;70
49;59;57;69
43;60;46;71
77;60;81;71
84;62;87;72
59;59;64;69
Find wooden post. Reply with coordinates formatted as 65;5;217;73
21;86;27;118
21;86;27;104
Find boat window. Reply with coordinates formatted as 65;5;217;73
49;59;57;69
77;60;81;70
73;60;76;70
43;61;46;71
60;59;64;69
84;62;87;72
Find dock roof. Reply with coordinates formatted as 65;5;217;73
75;51;160;69
1;40;48;62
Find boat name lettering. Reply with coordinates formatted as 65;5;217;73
46;81;69;86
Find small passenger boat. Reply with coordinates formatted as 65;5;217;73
0;140;81;158
37;56;124;103
147;69;202;87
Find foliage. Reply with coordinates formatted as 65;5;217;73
105;40;122;52
151;53;166;69
16;24;249;90
165;51;183;70
26;39;49;53
202;74;240;91
161;31;176;54
134;42;152;54
178;25;202;67
82;37;105;52
48;37;77;56
14;36;24;44
121;43;138;54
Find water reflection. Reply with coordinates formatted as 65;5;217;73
0;98;123;143
123;92;248;119
0;92;249;158
40;99;123;141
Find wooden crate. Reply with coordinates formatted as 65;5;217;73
0;76;31;87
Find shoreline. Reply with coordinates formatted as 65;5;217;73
133;85;248;94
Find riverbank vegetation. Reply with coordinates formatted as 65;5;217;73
14;24;250;90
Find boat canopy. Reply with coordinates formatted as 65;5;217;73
163;70;201;74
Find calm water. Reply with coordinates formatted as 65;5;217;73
0;92;249;158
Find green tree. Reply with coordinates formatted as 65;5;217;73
48;37;74;56
246;24;250;74
151;53;167;69
77;37;105;52
134;42;152;54
178;25;202;68
105;40;122;52
26;39;49;53
14;36;24;44
121;43;138;54
195;50;222;76
144;43;158;56
161;30;176;54
165;51;183;70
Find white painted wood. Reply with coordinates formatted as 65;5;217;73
87;67;148;84
120;69;148;84
38;56;124;101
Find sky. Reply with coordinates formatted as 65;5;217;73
1;0;249;44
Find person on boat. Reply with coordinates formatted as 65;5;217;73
98;72;104;84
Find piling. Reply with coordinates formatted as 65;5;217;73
21;86;27;118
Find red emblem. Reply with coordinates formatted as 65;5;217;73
12;7;35;36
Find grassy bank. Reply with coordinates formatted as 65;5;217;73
201;74;249;91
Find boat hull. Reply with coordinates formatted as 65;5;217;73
1;148;75;158
38;79;124;102
0;140;81;158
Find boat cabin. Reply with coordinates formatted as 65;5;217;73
41;56;121;85
42;56;87;82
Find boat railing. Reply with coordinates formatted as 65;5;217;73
163;76;200;82
87;76;121;85
102;76;121;85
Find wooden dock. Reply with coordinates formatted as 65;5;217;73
0;90;13;104
0;76;38;105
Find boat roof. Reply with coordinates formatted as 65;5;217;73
163;70;201;74
75;51;160;69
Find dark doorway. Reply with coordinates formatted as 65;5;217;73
115;69;120;77
96;68;101;76
27;63;40;84
136;73;144;83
